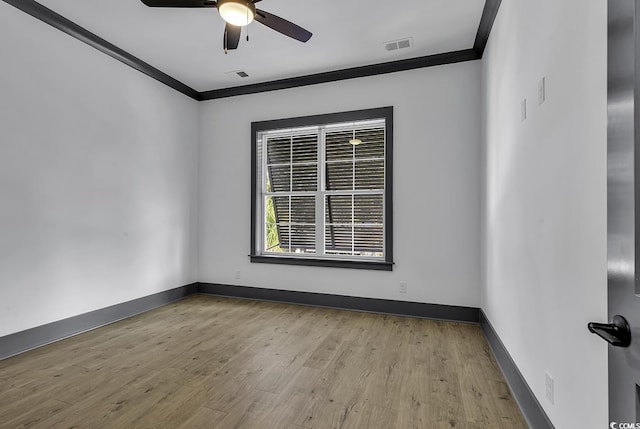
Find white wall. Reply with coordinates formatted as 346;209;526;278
0;2;611;424
480;0;608;427
0;3;200;337
199;62;482;307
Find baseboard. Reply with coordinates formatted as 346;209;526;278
0;283;198;361
1;282;477;360
0;280;552;428
198;283;480;323
479;310;554;429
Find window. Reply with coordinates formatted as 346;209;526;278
250;107;393;270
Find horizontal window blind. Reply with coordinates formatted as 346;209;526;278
324;127;384;256
265;133;318;252
252;107;392;268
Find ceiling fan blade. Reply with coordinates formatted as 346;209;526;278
224;23;242;50
254;9;312;43
140;0;216;7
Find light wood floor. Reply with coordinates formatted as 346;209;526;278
0;295;527;429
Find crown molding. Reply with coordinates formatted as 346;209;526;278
2;0;201;100
474;0;501;56
3;0;501;100
200;49;480;100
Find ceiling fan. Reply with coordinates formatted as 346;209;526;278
140;0;312;53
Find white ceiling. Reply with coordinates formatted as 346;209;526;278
35;0;486;92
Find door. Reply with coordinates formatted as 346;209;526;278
602;0;640;424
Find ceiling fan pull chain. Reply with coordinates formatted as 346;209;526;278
246;8;249;41
224;26;228;54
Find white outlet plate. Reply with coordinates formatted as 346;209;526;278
399;281;408;294
234;270;241;280
538;77;546;105
545;371;554;404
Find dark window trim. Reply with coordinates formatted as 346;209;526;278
251;106;393;270
249;256;393;271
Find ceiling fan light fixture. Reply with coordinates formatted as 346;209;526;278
218;0;255;26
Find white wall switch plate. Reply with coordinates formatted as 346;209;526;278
545;371;554;404
399;281;408;293
538;77;546;105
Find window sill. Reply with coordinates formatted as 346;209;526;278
249;255;394;271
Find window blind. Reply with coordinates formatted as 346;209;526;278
261;121;386;258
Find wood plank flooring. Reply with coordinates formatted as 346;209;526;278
0;295;527;428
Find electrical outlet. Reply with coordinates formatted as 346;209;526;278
545;372;554;404
234;270;241;280
521;98;527;122
538;77;546;105
399;281;408;294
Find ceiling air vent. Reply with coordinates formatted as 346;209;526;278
384;37;413;52
224;70;250;79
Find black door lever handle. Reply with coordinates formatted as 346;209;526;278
588;315;631;347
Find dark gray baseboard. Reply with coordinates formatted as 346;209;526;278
0;283;198;361
1;280;547;429
480;310;554;429
198;283;480;323
0;282;478;361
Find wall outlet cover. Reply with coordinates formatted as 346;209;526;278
545;371;554;404
538;77;546;105
399;281;408;293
